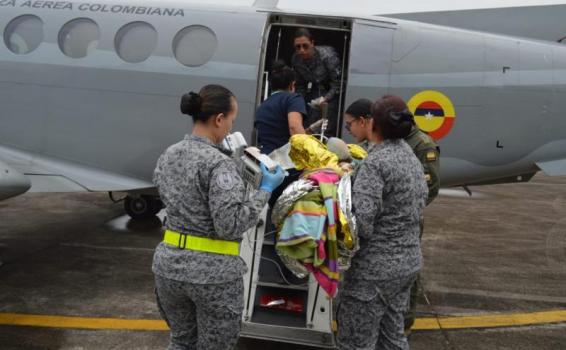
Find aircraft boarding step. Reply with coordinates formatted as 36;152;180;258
240;208;336;348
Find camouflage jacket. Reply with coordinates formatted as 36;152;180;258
291;46;342;103
350;140;428;281
152;134;270;284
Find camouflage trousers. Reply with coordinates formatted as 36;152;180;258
154;274;244;350
337;272;417;350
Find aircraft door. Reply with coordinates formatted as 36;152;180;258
484;36;554;164
485;37;520;87
483;37;521;163
343;20;394;139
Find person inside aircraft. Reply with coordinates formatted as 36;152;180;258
152;84;285;349
255;60;323;207
255;60;308;156
291;27;342;137
255;60;306;208
337;95;428;350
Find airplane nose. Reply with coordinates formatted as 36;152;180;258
0;160;31;200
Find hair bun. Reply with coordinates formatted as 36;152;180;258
385;109;413;138
271;60;287;74
180;91;202;116
388;110;413;126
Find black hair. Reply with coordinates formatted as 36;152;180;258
371;95;413;140
294;27;313;41
345;99;372;119
270;60;296;91
180;84;235;123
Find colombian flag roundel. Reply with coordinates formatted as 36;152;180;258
407;90;456;141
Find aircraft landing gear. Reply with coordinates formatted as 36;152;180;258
124;195;163;220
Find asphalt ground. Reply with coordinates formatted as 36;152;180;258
0;173;565;349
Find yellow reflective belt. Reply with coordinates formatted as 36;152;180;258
163;230;239;256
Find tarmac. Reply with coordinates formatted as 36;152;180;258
0;173;565;349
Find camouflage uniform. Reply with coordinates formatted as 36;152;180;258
292;46;342;135
337;140;428;350
405;126;440;206
152;134;270;350
403;126;440;331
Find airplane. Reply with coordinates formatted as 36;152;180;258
1;0;565;218
1;0;566;346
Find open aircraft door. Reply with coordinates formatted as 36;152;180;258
342;19;395;138
239;16;397;348
241;14;357;348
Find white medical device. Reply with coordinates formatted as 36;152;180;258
240;147;278;189
222;132;280;189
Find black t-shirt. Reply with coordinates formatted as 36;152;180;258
255;91;307;155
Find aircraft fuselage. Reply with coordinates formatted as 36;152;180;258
0;0;565;194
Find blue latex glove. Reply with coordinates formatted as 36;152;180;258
259;163;285;193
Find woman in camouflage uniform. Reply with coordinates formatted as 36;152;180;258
337;95;428;350
152;85;285;350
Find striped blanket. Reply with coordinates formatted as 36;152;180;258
276;169;340;297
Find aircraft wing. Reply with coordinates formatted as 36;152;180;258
536;159;566;177
0;144;153;196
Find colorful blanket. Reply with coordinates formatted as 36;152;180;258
276;169;341;297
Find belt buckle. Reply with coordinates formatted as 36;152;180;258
177;233;188;250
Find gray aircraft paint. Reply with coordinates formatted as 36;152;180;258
386;4;566;43
344;17;566;185
0;1;266;189
386;20;566;184
0;0;565;200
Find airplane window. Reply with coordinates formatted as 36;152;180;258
4;15;44;55
173;25;217;67
115;22;157;63
58;18;99;59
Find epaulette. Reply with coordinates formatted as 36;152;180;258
417;131;437;149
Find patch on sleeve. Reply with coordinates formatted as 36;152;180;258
354;195;376;215
425;173;432;183
216;170;236;190
426;151;437;162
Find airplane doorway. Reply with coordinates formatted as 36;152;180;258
243;17;352;346
257;16;352;139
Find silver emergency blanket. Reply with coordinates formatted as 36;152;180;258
278;254;309;279
270;178;315;228
270;178;315;279
271;173;359;278
336;173;359;271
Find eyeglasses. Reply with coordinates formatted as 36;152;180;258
344;117;367;132
344;119;356;132
295;43;311;51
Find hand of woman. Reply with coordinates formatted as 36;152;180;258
259;164;286;193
